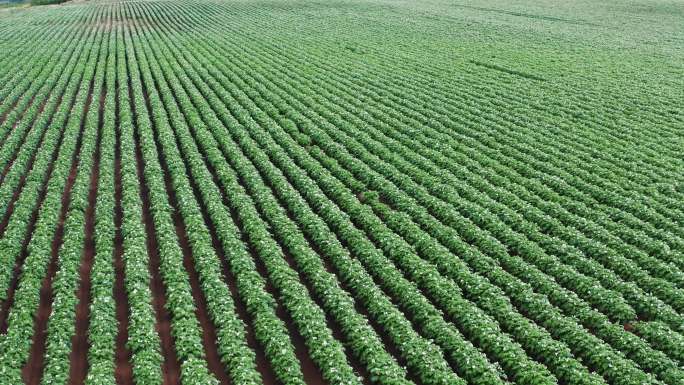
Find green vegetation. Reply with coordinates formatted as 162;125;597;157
0;0;682;384
29;0;65;6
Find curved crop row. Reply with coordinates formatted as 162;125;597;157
150;9;668;384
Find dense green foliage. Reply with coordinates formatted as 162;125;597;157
30;0;65;6
0;0;682;384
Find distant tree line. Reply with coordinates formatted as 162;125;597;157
30;0;66;5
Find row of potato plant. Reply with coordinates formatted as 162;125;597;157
113;12;164;384
85;13;119;384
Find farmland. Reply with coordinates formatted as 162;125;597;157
0;0;683;384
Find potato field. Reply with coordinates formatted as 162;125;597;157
0;0;682;384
